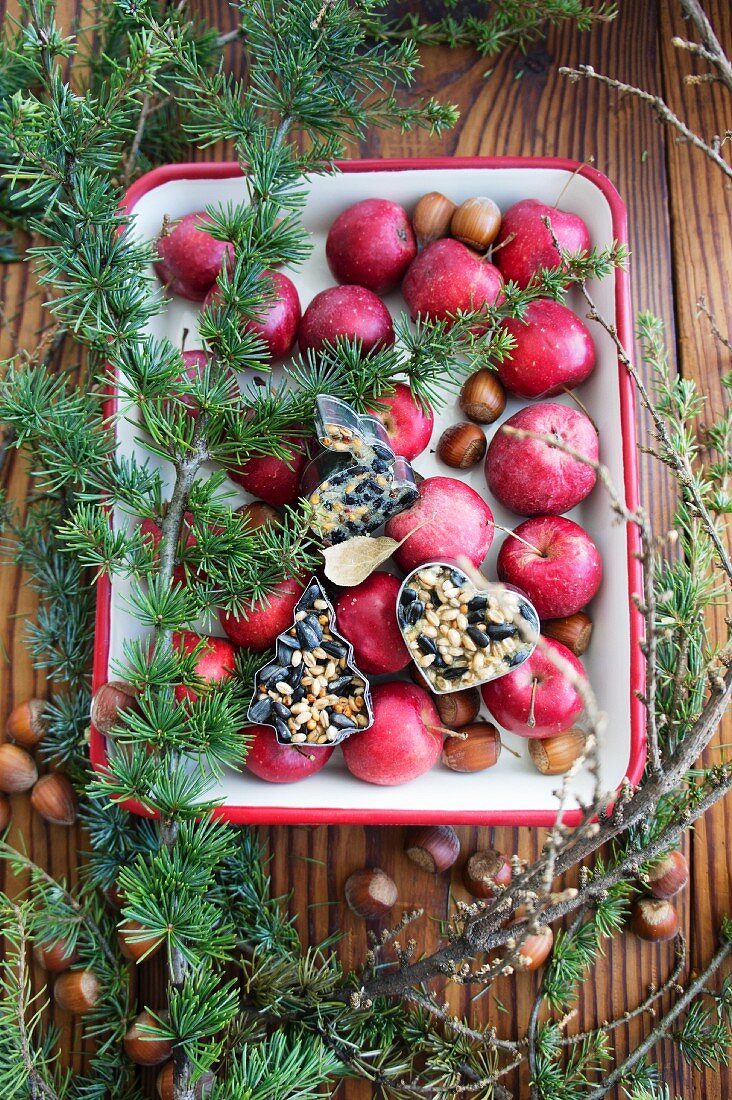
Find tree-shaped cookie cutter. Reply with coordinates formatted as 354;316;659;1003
248;576;374;746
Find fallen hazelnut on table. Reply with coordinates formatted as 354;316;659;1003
124;1010;172;1066
541;611;593;656
53;968;101;1015
31;773;77;826
459;368;506;424
647;850;689;899
631;897;680;942
118;919;163;962
404;825;461;873
463;849;512;898
156;1062;215;1100
528;728;586;776
512;922;554;971
6;698;48;747
33;937;79;973
443;723;501;773
344;868;397;919
0;743;38;793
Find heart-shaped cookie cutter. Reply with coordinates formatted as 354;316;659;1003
397;561;540;695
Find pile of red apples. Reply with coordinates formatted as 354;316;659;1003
147;188;606;787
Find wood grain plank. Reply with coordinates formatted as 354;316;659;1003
657;4;732;1098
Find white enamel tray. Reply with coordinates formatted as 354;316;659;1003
91;158;645;825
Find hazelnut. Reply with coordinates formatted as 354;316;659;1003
463;849;512;898
236;501;282;532
412;191;457;248
0;794;10;832
443;723;501;773
512;922;554;970
404;826;460;873
30;773;77;826
0;743;38;793
541;611;593;656
528;728;586;776
118;919;163;962
90;681;141;736
436;422;487;469
6;699;48;747
33;937;80;973
451;196;502;252
433;687;481;729
459;369;506;424
344;868;397;919
156;1062;215;1100
647;850;689;899
53;969;100;1015
124;1010;172;1066
631;897;680;942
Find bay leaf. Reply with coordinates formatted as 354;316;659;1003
322;535;399;586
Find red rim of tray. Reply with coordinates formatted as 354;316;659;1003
90;156;646;826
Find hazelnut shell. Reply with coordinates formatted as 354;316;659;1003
404;825;460;873
0;743;38;793
443;723;501;773
459;369;506;424
344;868;397;919
31;773;77;826
541;611;593;656
463;849;512;898
6;698;48;747
53;969;100;1015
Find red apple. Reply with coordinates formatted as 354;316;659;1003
497;516;602;620
204;270;301;361
341;681;442;785
326;198;417;295
298;285;395;357
227;436;307;508
493;199;591;289
384;476;494;572
173;630;237;704
402;239;503;328
140;511;197;586
244;724;334;782
498;299;596;399
335;572;410;676
365;382;434;460
219;576;306;652
481;638;586;738
154;212;233;301
165;349;239;419
485;403;598;516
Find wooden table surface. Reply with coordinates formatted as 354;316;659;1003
1;1;731;1096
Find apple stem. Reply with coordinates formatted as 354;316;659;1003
560;386;599;432
553;159;594;209
501;740;522;758
489;231;515;257
493;521;544;556
527;679;538;729
181;327;189;353
293;746;316;761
